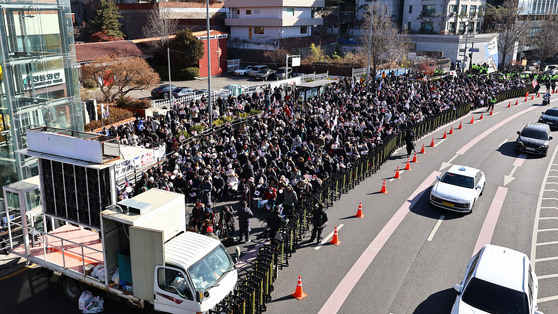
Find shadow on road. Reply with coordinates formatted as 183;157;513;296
413;288;456;314
408;186;465;221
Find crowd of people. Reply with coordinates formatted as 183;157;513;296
100;69;528;243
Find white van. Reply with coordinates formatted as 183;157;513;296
452;244;543;314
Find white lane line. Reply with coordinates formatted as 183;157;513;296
493;111;501;115
314;224;344;251
427;215;445;241
537;273;558;280
498;139;508;150
538;295;558;304
540;207;558;209
390;170;407;182
535;256;558;262
538;228;558;232
436;138;447;146
537;240;558;246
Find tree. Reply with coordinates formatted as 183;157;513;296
530;14;558;68
484;0;529;70
81;56;160;102
141;7;179;53
264;48;289;67
360;2;408;83
169;30;204;67
417;6;441;34
88;0;124;41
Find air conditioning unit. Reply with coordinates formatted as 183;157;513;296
117;198;152;215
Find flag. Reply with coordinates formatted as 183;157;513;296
104;104;110;119
100;104;105;119
532;78;538;89
124;175;130;187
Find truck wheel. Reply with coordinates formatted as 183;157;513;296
62;277;82;302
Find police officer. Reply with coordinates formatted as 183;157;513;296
309;203;328;244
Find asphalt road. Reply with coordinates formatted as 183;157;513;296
3;93;558;314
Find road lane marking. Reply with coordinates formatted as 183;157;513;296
497;139;508;150
535;256;558;262
504;154;527;186
436;138;446;146
427;215;445;241
315;224;344;251
538;295;558;303
473;186;508;254
318;171;440;314
440;153;459;171
538;273;558;280
457;106;538;155
493;111;501;115
536;240;558;246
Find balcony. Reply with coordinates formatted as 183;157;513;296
225;0;324;8
225;17;322;27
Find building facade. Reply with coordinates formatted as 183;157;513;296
0;0;83;196
224;0;324;51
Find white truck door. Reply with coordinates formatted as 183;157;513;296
129;226;164;303
154;265;199;314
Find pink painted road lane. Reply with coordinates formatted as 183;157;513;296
318;171;440;314
457;106;538;155
473;186;508;255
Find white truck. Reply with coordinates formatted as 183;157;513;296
3;128;238;313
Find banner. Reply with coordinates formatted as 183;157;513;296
485;36;499;72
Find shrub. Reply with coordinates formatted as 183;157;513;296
82;78;97;89
250;109;262;115
84;106;134;131
181;67;200;80
190;124;205;134
115;97;151;109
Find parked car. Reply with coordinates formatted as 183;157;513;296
172;87;196;98
515;122;552;156
151;84;181;99
274;67;293;80
451;244;542;314
254;69;276;81
248;65;268;77
430;165;485;213
233;66;254;76
539;108;558;129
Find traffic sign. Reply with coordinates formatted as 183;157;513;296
469;48;479;52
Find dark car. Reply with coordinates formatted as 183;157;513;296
254;69;276;81
539;108;558;129
274;67;293;80
151;84;181;99
515;122;552;156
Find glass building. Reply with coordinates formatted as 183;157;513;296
0;0;83;195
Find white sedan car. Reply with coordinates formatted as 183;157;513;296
233;66;253;76
430;165;485;213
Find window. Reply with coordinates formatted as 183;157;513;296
407;22;411;31
254;26;264;34
287;8;294;16
300;26;308;34
468;22;474;32
449;22;456;33
409;5;412;14
246;9;251;15
236;9;239;15
450;5;457;13
255;9;260;14
158;267;193;300
459;22;465;33
470;5;477;15
421;22;433;33
422;5;435;15
461;5;467;14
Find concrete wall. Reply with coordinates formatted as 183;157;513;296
410;33;496;65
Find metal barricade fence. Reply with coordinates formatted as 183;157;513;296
211;86;531;313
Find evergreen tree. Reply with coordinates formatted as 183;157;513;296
170;29;204;67
88;0;124;40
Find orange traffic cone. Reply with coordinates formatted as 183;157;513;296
480;113;483;120
430;137;435;147
490;109;493;116
330;227;341;245
526;92;529;98
458;121;463;129
380;180;388;193
507;101;511;107
538;93;540;98
553;90;555;94
531;95;534;100
443;130;447;139
420;143;425;154
355;202;364;218
394;166;401;179
405;158;411;170
515;100;518;105
470;116;475;124
449;126;454;135
291;276;308;300
412;152;417;163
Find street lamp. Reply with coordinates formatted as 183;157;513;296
206;0;213;127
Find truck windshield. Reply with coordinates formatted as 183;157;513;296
189;244;234;291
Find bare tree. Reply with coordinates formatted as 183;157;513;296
360;2;408;83
530;14;558;68
484;0;529;70
416;6;442;34
142;7;179;52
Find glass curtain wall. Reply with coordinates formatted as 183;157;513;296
0;0;83;193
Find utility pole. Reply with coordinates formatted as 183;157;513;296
206;0;213;127
167;47;172;103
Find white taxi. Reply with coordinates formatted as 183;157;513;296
430;165;485;213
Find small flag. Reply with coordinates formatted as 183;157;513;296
100;104;105;119
104;104;110;119
532;78;538;89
